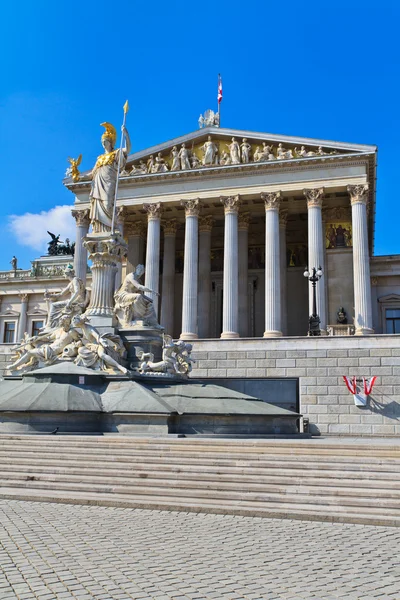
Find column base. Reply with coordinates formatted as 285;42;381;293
354;326;374;336
220;331;240;339
180;333;199;341
263;330;283;338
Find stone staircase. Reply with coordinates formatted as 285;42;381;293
0;435;399;527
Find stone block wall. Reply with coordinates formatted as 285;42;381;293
189;336;400;436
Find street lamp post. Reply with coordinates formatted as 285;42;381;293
303;266;323;336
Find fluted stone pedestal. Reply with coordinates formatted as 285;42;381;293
83;232;127;331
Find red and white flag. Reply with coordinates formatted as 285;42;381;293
343;376;357;395
363;376;377;396
217;74;223;104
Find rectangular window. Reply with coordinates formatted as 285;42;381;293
386;309;400;334
32;320;44;337
3;322;16;343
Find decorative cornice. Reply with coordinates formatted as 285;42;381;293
238;212;251;230
303;187;324;208
181;198;201;217
143;202;162;220
124;221;145;237
199;215;214;232
347;184;369;205
71;209;90;227
261;191;281;211
220;194;241;215
279;209;288;227
162;219;179;236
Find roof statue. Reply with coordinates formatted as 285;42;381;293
66;154;82;182
198;109;220;128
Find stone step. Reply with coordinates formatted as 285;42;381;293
1;435;400;453
0;486;398;527
1;477;400;510
1;437;400;458
1;470;400;498
3;463;400;486
1;450;400;474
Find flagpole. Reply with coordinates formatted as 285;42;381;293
217;74;221;127
111;100;129;235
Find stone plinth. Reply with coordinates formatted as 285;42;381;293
118;327;164;370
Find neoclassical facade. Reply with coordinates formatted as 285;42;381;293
66;126;395;340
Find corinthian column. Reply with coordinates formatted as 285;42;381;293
71;209;90;284
143;203;162;315
180;199;200;340
279;209;288;336
115;207;127;290
220;195;240;339
198;215;214;338
348;184;373;335
238;212;250;337
161;219;178;335
17;293;29;341
304;188;327;333
262;192;282;338
125;221;145;273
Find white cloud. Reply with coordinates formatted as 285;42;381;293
8;205;76;252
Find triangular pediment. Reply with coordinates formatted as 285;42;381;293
120;126;376;178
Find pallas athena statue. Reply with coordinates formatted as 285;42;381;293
89;121;131;233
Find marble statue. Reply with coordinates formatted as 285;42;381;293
277;143;293;160
10;256;17;271
154;152;169;173
130;160;147;175
66;155;82;182
201;136;218;166
178;144;191;170
219;150;231;166
89;122;131;234
73;315;128;374
227;137;240;164
198;114;205;128
8;314;81;372
44;264;87;330
114;264;161;328
138;336;195;377
240;138;251;163
147;155;155;173
170;146;180;171
256;143;274;162
190;154;201;169
254;146;261;162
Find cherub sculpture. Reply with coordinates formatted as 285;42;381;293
66;154;82;182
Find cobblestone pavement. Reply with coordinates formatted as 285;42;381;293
0;500;399;599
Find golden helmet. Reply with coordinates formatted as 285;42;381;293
100;122;117;146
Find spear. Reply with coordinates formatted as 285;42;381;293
111;100;129;234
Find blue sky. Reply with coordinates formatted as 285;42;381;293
0;0;399;269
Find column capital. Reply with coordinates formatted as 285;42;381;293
238;212;251;231
71;209;90;227
181;198;201;217
125;221;145;237
143;202;162;220
304;187;324;208
279;209;288;227
347;184;369;205
199;215;214;232
261;191;281;211
162;219;179;236
220;195;241;215
19;293;29;302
